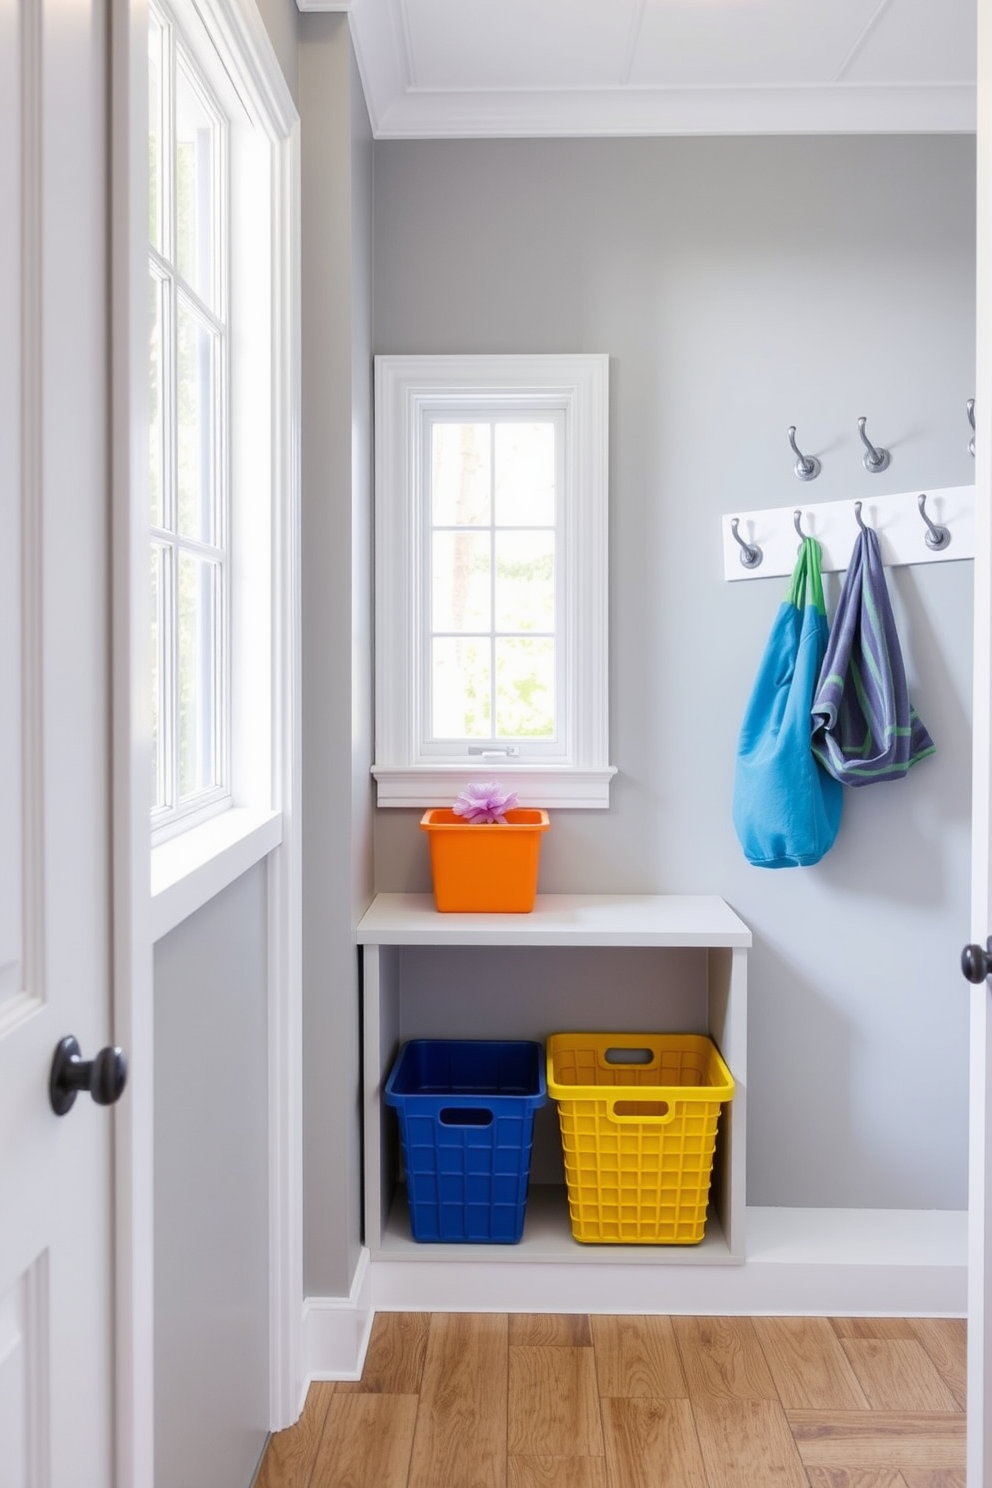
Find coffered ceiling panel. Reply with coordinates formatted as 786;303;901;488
298;0;976;138
842;0;975;84
406;0;645;90
629;0;886;88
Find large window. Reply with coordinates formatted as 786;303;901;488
147;0;289;855
374;354;614;808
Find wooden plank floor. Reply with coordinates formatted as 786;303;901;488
255;1314;966;1488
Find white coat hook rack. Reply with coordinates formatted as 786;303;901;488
721;485;974;581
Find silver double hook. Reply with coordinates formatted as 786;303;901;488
918;493;950;552
787;426;820;482
857;416;890;473
730;518;762;569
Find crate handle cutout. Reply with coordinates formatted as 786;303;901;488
439;1107;494;1127
613;1099;671;1119
604;1046;654;1065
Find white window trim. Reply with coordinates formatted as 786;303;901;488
142;0;305;1436
373;353;616;808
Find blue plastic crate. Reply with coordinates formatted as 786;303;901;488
384;1040;547;1243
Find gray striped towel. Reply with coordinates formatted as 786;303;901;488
811;526;934;785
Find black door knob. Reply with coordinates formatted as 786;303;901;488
961;938;992;984
49;1036;128;1116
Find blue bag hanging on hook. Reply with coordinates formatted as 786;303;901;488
732;537;843;868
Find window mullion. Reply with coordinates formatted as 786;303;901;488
151;249;226;338
163;535;177;814
163;7;175;269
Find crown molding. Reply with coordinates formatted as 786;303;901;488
372;82;975;141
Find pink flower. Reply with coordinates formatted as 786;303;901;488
452;782;519;824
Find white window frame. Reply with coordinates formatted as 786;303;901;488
373;353;615;808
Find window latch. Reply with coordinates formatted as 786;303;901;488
468;746;521;760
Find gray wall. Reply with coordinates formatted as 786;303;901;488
300;13;375;1297
372;134;975;1211
154;866;270;1488
253;0;297;102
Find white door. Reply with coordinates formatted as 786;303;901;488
0;0;118;1483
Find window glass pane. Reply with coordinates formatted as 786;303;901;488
494;422;555;527
176;297;216;543
432;638;491;739
432;423;491;526
149;272;164;527
175;59;217;306
495;638;555;738
151;543;166;810
432;531;490;633
178;552;220;799
148;11;163;251
495;531;554;633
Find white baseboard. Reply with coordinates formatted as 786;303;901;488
301;1248;374;1400
301;1208;967;1381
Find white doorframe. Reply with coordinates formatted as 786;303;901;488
265;104;305;1434
970;7;991;1484
110;0;155;1480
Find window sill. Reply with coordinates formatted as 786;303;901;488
150;806;283;942
371;765;617;809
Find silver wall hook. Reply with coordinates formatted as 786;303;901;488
853;500;870;532
918;492;951;552
794;509;809;542
967;398;976;458
730;518;762;569
857;416;891;473
787;425;821;482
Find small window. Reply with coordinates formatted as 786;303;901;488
374;354;615;808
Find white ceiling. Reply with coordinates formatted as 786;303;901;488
296;0;975;140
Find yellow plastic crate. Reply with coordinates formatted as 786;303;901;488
546;1032;734;1245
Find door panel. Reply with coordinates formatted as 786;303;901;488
0;0;114;1480
0;1261;48;1488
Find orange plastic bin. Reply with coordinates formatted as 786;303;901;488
420;808;549;913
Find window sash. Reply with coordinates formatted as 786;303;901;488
149;0;231;838
420;409;566;758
